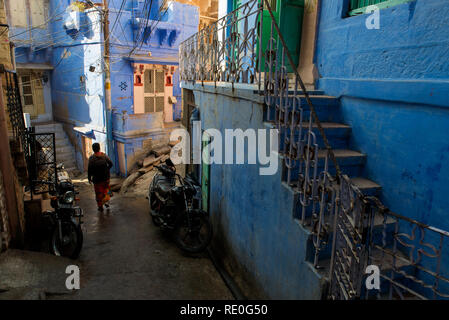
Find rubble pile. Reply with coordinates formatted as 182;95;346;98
115;141;180;195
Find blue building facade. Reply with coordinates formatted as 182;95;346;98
181;0;449;299
107;0;198;175
7;0;199;175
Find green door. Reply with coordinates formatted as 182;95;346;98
253;0;304;73
201;133;211;213
258;0;280;72
279;0;305;71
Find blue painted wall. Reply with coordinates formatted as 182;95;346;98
49;4;108;171
106;0;199;175
107;0;199;114
188;84;325;299
315;0;449;230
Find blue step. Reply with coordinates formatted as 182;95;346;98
304;178;385;266
278;122;352;151
282;149;367;183
265;95;342;123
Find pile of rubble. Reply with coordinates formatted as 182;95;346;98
111;141;179;196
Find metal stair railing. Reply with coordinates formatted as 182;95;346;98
179;0;449;300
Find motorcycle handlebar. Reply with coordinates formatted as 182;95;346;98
155;165;175;175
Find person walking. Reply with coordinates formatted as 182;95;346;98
88;143;113;212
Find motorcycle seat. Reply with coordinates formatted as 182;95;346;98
155;180;173;197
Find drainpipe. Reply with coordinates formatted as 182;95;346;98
9;43;16;71
102;0;114;159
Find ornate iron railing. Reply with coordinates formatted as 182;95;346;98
27;131;58;195
365;197;449;300
180;0;262;87
3;69;28;154
2;69;58;197
179;0;449;300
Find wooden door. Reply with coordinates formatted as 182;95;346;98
19;75;36;117
143;67;165;113
19;73;45;119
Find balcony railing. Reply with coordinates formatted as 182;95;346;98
180;0;262;87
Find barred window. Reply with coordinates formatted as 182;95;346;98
348;0;414;16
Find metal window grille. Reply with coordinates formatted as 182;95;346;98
3;70;28;154
349;0;414;16
144;96;155;113
144;69;154;94
155;97;164;112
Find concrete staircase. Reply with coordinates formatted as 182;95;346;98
265;91;387;283
265;89;425;298
33;123;79;177
266;91;382;196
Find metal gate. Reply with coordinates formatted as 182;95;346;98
3;69;28;155
27;131;57;195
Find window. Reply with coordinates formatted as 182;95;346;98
21;76;34;106
348;0;414;16
19;72;46;118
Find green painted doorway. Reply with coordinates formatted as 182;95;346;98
233;0;305;72
201;132;211;213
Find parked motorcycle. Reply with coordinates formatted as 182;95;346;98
43;163;83;259
148;160;213;253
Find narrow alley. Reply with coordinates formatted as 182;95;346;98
56;176;232;300
0;174;233;300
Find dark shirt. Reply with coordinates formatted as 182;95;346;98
88;152;113;184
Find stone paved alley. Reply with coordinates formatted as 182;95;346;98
0;176;233;300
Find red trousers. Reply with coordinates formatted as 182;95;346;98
94;180;112;207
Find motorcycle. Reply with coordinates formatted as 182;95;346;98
148;160;213;253
43;163;83;259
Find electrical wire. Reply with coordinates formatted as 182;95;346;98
138;0;169;51
127;0;153;57
14;19;102;59
8;0;67;38
12;10;104;50
13;1;174;96
107;0;127;43
132;0;170;56
13;14;102;47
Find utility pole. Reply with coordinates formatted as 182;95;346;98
102;0;114;158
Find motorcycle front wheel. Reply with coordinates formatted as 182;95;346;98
148;191;163;227
173;213;213;254
50;221;83;259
